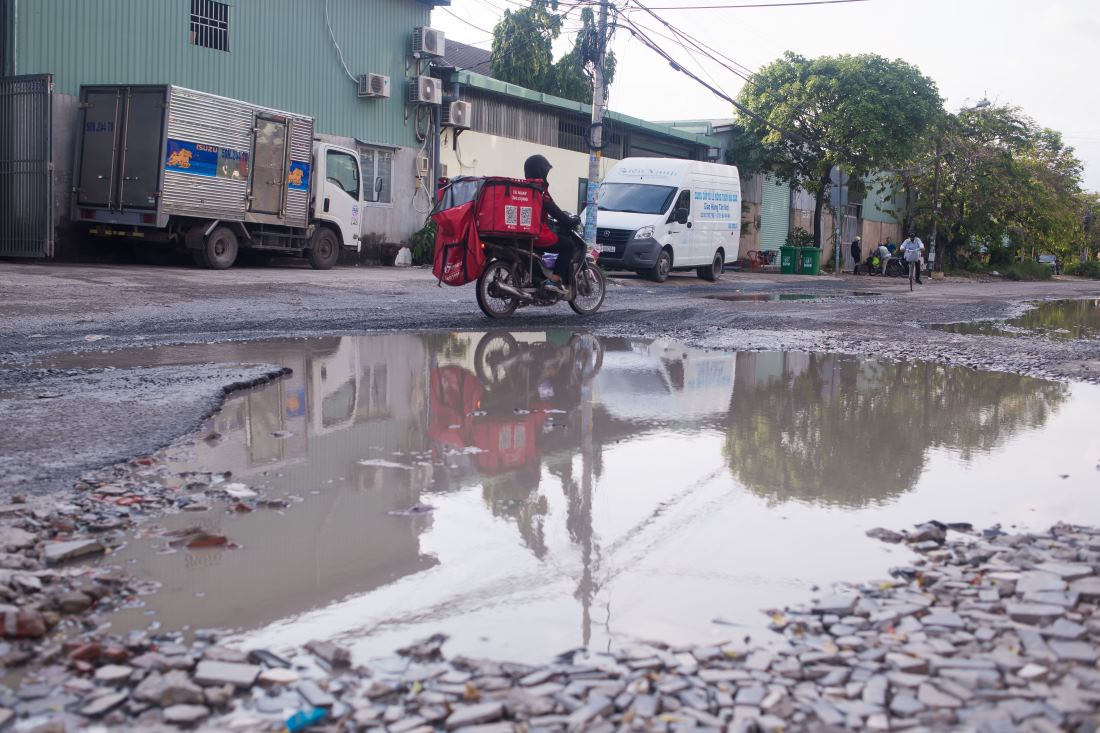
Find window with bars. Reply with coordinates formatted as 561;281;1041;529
190;0;230;52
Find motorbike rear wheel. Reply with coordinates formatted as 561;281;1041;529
476;260;520;319
569;264;606;316
885;259;905;278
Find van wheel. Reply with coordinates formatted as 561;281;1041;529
649;248;672;283
307;228;340;270
697;251;724;282
203;226;238;269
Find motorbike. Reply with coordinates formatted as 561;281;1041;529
475;221;607;320
856;253;906;277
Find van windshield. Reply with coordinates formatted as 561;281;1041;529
598;183;677;215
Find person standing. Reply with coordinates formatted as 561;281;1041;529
850;237;862;275
901;230;926;285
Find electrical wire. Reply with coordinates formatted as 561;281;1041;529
323;0;357;84
633;0;869;8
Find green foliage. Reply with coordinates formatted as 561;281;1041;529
902;105;1085;268
1000;261;1053;281
735;52;943;246
784;227;814;247
1065;259;1100;279
490;2;614;104
409;220;435;266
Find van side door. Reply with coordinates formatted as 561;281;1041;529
666;189;692;266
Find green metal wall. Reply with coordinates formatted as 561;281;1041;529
861;173;901;223
758;174;790;252
10;0;431;148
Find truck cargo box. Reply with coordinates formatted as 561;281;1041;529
74;85;315;229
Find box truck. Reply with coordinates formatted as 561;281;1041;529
589;158;741;283
72;85;364;269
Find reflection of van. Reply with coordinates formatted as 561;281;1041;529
590;159;741;283
593;341;735;421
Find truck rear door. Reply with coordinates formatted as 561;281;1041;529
119;89;167;209
77;87;167;210
77;90;124;208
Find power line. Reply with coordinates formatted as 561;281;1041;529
633;0;869;9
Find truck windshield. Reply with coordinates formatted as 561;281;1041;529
598;183;677;215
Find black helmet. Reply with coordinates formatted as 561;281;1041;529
524;154;553;181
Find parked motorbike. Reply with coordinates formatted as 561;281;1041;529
475;222;607;320
856;254;905;277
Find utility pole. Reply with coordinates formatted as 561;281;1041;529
583;0;610;250
929;137;942;275
832;170;843;274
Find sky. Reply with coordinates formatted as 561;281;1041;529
432;0;1100;192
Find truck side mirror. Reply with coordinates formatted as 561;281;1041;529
673;207;689;225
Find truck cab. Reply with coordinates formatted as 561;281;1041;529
312;142;363;252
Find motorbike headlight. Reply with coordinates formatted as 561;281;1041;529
633;225;655;240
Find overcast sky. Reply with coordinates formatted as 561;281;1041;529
432;0;1100;192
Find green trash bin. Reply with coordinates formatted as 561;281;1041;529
780;245;800;274
800;247;821;275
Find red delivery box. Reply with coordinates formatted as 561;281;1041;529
475;177;544;238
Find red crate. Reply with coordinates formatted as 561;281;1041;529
475;178;544;239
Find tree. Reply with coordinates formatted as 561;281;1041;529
490;0;561;93
900;104;1085;268
736;53;943;247
490;2;615;104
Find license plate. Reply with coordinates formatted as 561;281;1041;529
597;244;617;253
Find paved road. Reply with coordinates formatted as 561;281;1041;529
2;260;1099;497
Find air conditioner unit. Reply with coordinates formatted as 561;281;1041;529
408;75;442;105
416;153;430;177
358;73;391;99
412;27;446;58
442;100;471;129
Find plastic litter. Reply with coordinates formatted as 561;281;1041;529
283;707;328;732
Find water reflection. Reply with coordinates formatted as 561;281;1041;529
91;332;1093;661
930;298;1100;339
724;353;1068;506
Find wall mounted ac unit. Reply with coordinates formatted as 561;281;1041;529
442;100;471;129
412;27;446;58
358;73;391;99
408;75;442;105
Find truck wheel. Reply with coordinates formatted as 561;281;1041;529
697;251;724;282
307;228;340;270
649;248;672;283
203;226;238;270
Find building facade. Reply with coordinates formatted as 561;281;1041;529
439;71;718;216
1;0;442;256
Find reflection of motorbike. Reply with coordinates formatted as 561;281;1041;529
428;333;604;477
476;222;607;320
474;332;604;395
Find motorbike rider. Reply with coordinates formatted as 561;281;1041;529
524;154;583;296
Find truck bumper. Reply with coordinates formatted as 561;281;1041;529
598;236;661;271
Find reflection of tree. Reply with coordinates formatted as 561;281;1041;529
724;353;1068;507
1017;299;1100;340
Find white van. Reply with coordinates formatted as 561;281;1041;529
589;158;741;282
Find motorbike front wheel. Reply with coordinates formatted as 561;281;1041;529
476;261;520;319
569;265;607;316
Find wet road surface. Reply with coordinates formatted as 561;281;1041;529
76;331;1100;664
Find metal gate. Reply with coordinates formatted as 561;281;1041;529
841;204;861;270
0;74;53;258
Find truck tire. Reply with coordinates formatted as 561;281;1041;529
307;228;340;270
203;226;238;270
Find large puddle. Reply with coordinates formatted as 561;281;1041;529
75;332;1100;664
930;298;1100;339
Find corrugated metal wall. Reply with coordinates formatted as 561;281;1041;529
11;0;429;149
758;174;790;252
